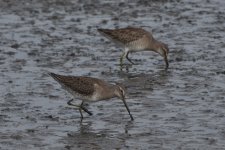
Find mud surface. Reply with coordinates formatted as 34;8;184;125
1;0;225;149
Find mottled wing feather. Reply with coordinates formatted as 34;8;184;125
98;27;151;44
49;73;95;96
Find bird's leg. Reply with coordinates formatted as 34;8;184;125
79;101;84;120
67;99;92;116
125;51;135;65
80;105;93;116
120;52;125;66
164;55;169;70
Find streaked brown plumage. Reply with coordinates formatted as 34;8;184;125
49;72;133;120
98;27;169;69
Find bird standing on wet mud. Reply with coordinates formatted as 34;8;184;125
98;27;169;69
49;72;133;120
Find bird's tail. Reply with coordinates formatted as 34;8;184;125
97;28;112;36
48;72;62;83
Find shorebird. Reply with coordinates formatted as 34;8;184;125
98;27;169;69
49;72;133;120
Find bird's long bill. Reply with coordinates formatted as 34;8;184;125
164;55;169;70
122;97;134;120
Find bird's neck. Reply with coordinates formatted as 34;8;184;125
98;85;117;100
111;85;118;98
147;39;162;53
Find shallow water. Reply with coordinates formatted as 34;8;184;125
1;0;225;149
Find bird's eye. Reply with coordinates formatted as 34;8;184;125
119;88;125;95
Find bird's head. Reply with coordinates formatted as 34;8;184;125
157;42;169;69
114;83;134;120
114;83;126;100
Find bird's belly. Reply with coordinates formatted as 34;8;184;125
126;41;148;52
63;86;113;102
127;45;147;52
72;92;104;102
66;89;96;102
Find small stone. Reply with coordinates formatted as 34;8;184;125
11;43;20;49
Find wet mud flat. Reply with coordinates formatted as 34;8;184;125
1;0;225;149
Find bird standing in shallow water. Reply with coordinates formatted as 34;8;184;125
49;72;133;120
98;27;169;69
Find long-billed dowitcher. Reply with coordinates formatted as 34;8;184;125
49;72;133;120
98;27;169;69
